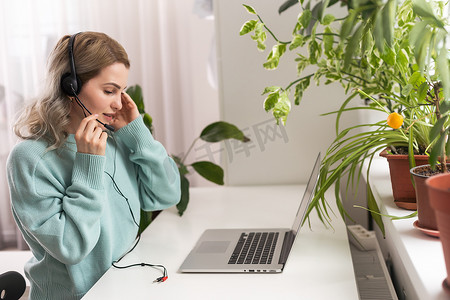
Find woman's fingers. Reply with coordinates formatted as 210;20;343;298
120;92;140;121
121;91;136;107
110;93;139;130
75;114;108;156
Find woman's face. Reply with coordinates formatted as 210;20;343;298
69;62;129;132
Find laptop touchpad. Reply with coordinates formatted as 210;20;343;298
196;241;230;253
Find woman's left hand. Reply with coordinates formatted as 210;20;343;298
111;92;140;130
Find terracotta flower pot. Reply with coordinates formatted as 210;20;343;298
426;172;450;292
380;150;429;210
410;165;439;231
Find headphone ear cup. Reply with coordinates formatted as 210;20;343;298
61;73;82;95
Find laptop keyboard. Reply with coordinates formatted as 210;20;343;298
228;232;279;265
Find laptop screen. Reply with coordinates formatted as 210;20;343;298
290;153;321;235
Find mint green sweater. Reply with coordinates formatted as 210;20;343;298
7;117;180;300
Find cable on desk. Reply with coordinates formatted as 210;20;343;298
107;134;168;283
111;233;168;283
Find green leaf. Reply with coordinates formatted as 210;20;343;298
272;91;291;125
381;0;396;47
396;48;409;75
294;84;303;106
322;14;335;26
263;44;287;70
440;100;450;115
417;82;428;103
279;0;299;14
401;84;413;97
294;77;311;105
243;4;256;15
289;34;305;51
411;0;444;27
430;133;446;168
264;92;280;112
200;121;250;143
240;20;258;36
176;174;190;216
340;9;357;40
318;0;330;23
354;204;418;220
262;86;281;95
308;40;320;64
344;23;363;68
256;40;267;51
191;161;224;185
251;23;267;51
367;185;385;237
296;54;310;74
410;21;432;71
417;31;432;72
381;46;396;66
298;10;312;29
436;46;450;100
138;210;153;234
412;0;434;17
323;27;334;57
409;20;428;48
446;130;450;157
408;125;416;169
408;71;425;86
373;10;385;52
361;27;373;56
172;155;189;176
430;116;448;142
143;113;153;133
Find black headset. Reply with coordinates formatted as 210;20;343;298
60;32;115;131
61;33;82;96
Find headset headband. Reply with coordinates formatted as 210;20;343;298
61;32;82;95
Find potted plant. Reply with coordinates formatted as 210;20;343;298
409;84;449;234
427;172;450;292
240;0;450;235
126;85;250;233
416;85;450;285
408;0;450;234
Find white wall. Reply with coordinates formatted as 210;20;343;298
214;0;359;185
82;0;222;187
165;0;221;186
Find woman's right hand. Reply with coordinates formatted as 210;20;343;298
75;114;108;156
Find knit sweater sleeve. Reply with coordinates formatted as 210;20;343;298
7;141;106;265
114;116;181;211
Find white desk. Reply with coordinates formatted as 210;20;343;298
366;157;449;300
0;251;32;285
82;185;358;300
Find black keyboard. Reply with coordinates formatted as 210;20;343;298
228;232;279;265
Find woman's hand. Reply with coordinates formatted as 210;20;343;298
110;92;140;130
75;114;108;156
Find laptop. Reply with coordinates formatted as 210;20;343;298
179;153;321;273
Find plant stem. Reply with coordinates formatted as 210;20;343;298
181;137;200;164
340;71;371;85
405;112;434;131
305;32;340;39
256;14;290;45
284;74;315;91
433;83;448;172
355;89;390;114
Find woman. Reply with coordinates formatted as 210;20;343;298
7;32;180;299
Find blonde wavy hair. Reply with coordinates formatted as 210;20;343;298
14;31;130;150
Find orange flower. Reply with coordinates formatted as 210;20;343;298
387;112;404;129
